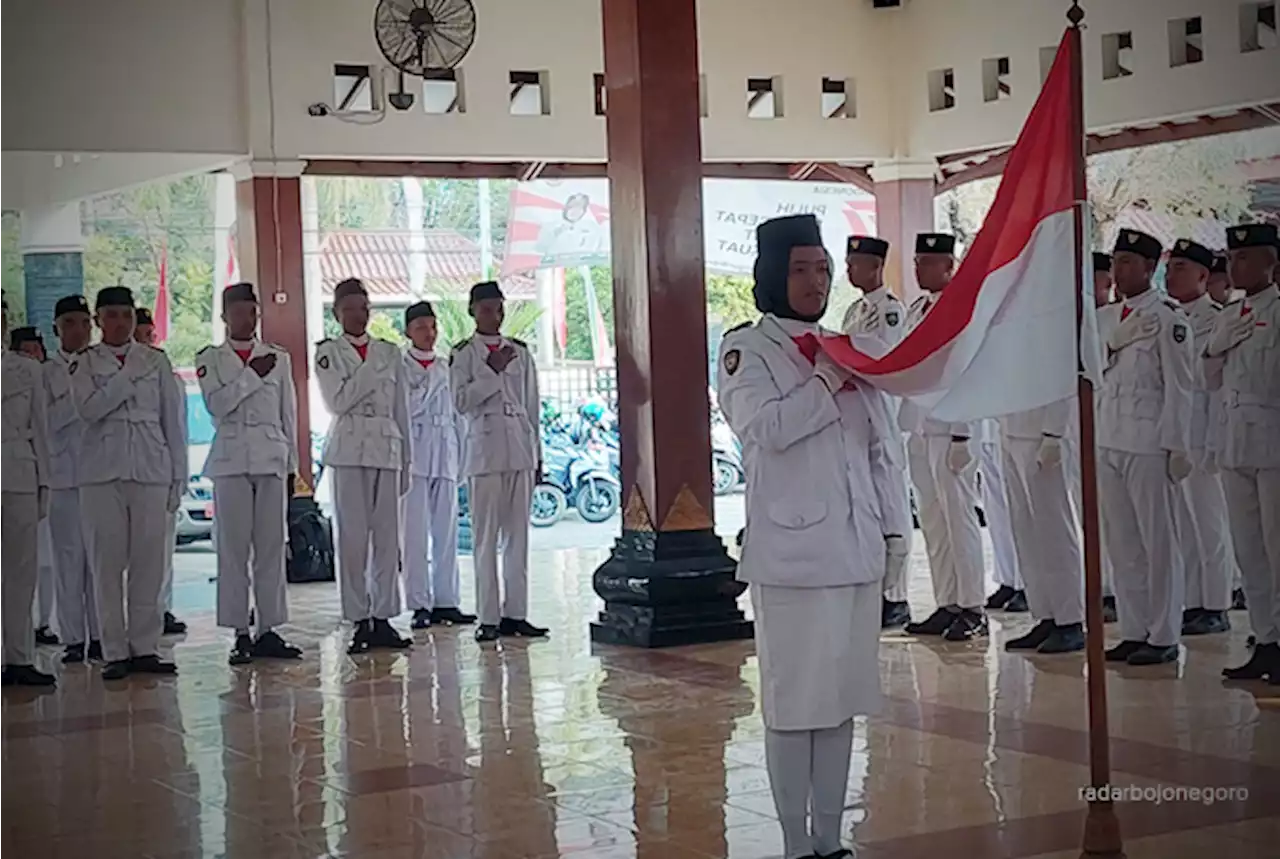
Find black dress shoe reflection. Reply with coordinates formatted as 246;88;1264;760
499;618;549;638
62;643;86;664
130;654;178;675
943;609;988;642
35;626;60;646
253;631;302;660
1104;640;1146;662
229;634;255;666
101;660;131;681
1;665;56;687
905;607;954;636
430;607;477;625
985;585;1016;610
348;619;373;655
475;624;500;643
1126;644;1178;666
1006;619;1054;651
1223;642;1278;681
411;609;432;630
163;612;187;636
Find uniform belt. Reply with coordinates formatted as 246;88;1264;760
502;403;525;418
1224;391;1276;409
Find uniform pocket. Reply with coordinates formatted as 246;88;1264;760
766;499;828;530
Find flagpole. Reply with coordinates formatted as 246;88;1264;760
1068;4;1124;857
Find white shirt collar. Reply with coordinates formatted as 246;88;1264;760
228;337;256;350
769;315;820;337
408;346;435;361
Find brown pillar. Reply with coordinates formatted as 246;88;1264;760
233;162;313;486
869;160;938;306
591;0;749;647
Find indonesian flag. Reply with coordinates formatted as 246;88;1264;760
820;33;1101;422
154;244;171;344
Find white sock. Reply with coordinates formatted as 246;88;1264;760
765;728;813;859
810;719;855;855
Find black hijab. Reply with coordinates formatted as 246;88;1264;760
752;214;830;323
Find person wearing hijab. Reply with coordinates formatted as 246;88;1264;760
717;214;908;859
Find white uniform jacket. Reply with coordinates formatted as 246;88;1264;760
450;336;540;477
1000;397;1075;442
1179;294;1220;455
1204;285;1280;470
717;315;910;590
404;351;461;480
1;353;51;493
44;349;84;490
70;343;186;487
1096;290;1195;456
315;337;411;472
841;286;907;358
197;341;298;478
897;293;973;438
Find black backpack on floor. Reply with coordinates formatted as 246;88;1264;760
287;495;335;583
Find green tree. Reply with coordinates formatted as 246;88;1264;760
705;273;756;329
563;266;614;360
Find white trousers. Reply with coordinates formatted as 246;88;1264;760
469;471;534;625
979;440;1022;590
1097;449;1184;648
51;488;99;646
214;474;289;631
331;466;402;622
883;468;912;603
1177;464;1234;612
401;476;460;611
907;434;985;609
81;480;170;663
2;491;40;666
1220;467;1280;646
1003;438;1084;625
37;519;56;629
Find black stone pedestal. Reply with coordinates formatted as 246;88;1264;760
590;528;753;648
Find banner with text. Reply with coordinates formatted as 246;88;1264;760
502;179;876;276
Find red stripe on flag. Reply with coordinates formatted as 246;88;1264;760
507;221;542;243
821;34;1077;375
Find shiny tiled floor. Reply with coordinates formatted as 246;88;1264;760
4;544;1279;858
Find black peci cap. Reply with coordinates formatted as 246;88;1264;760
915;233;956;255
1168;239;1215;269
135;307;154;326
846;235;889;259
1113;229;1163;262
1225;223;1279;251
9;326;42;351
95;286;135;310
54;294;91;318
469;281;504;304
1210;254;1228;275
224;282;258;304
333;278;368;304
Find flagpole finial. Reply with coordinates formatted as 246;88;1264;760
1067;1;1084;26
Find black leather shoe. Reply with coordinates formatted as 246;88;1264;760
348;619;373;655
499;618;549;638
1231;588;1248;611
881;600;911;629
130;654;177;675
1105;640;1146;662
819;850;854;859
101;660;131;681
985;585;1016;610
411;609;432;630
1038;623;1086;654
1;665;56;687
1182;609;1207;636
906;607;955;636
1186;610;1230;636
1102;596;1118;624
62;643;86;664
163;612;188;636
1006;619;1055;651
35;626;60;646
430;607;477;625
87;640;103;661
943;609;988;642
1127;644;1178;666
1003;590;1029;613
229;634;255;666
369;619;412;650
1223;642;1278;681
475;624;500;643
253;631;302;660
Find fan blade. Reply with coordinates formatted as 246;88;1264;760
431;27;465;53
429;0;473;27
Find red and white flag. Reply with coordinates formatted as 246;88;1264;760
154;244;171;344
821;34;1101;422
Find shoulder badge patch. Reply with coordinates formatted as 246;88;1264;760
723;349;741;375
317;355;330;370
1172;323;1188;343
885;310;900;327
196;365;207;378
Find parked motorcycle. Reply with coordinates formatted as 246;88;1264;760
532;435;622;526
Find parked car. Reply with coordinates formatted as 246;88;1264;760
177;387;217;544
